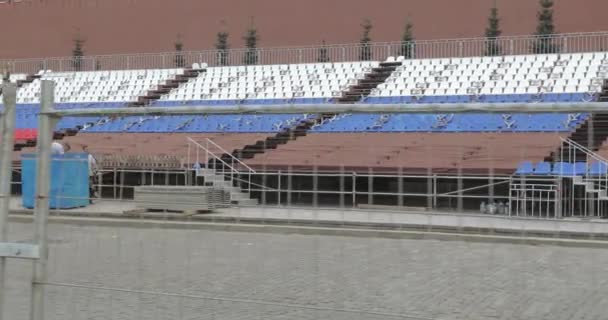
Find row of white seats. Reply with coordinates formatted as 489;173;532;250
164;61;374;100
373;52;607;97
386;76;598;86
388;52;608;64
385;72;599;82
15;69;183;103
382;81;597;91
381;85;599;96
165;91;339;100
395;65;605;74
204;61;377;71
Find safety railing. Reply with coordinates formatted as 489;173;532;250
558;137;608;217
186;137;256;195
3;31;608;74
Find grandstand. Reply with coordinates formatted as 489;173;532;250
3;33;608;217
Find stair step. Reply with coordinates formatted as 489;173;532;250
230;192;252;200
232;198;258;206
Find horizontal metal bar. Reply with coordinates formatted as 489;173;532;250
0;242;39;259
47;103;608;117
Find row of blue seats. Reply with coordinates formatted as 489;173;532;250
515;161;608;176
365;93;595;104
311;113;587;133
11;112;589;133
83;114;312;133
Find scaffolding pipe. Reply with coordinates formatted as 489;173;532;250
0;81;16;320
44;102;608;117
30;80;55;320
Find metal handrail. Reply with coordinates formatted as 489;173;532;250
205;138;256;173
186;137;239;174
560;137;608;164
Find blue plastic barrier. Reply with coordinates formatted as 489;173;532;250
21;153;90;209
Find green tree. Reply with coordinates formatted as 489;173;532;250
174;35;185;68
359;19;373;61
484;4;502;56
532;0;559;53
243;18;259;65
399;20;415;59
71;33;85;71
215;31;230;66
317;40;330;62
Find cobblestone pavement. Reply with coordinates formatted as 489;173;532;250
4;221;608;320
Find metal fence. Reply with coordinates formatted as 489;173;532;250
4;80;608;320
3;31;608;74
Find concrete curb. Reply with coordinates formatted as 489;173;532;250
9;211;608;248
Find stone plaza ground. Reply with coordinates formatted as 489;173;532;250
3;218;608;320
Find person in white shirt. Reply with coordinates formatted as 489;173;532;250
51;141;66;154
82;145;98;203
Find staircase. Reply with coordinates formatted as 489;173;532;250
336;60;401;104
190;61;404;205
130;68;203;107
559;138;608;218
187;137;259;206
545;113;608;161
218;60;402;163
544;80;608;161
598;79;608;102
514;138;608;218
15;73;42;88
220;116;324;161
196;168;258;206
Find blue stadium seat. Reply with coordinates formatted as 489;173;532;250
551;162;586;176
589;162;608;176
534;162;552;175
515;161;534;175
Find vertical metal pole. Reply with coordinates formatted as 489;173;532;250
31;80;56;320
397;167;403;207
0;81;17;320
277;171;281;206
367;168;373;205
312;166;318;208
339;166;345;209
432;174;437;209
352;172;356;208
457;169;464;212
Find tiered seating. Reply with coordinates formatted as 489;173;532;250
3;51;607;174
245;133;566;173
14;129;37;140
368;52;607;103
17;69;184;104
56;132;271;160
155;62;378;105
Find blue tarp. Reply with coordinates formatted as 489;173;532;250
21;153;90;209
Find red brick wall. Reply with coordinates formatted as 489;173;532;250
0;0;606;59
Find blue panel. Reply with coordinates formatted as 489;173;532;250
551;162;571;176
589;162;608;176
21;153;90;209
534;162;552;175
515;161;534;175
